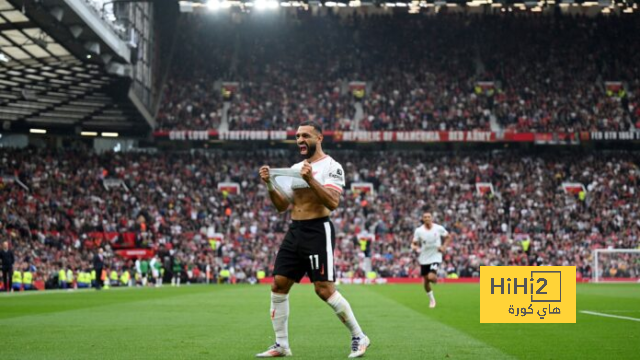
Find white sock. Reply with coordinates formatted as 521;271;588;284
271;292;290;348
327;291;364;338
427;291;435;301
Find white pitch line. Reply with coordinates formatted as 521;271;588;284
581;311;640;322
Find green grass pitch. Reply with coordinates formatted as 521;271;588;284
1;283;639;359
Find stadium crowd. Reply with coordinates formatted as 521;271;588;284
1;148;638;290
157;13;640;133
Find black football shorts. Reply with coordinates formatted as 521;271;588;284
274;217;336;283
421;263;440;276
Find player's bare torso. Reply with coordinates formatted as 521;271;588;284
291;188;331;220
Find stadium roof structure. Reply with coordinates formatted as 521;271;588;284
182;0;638;12
0;0;150;137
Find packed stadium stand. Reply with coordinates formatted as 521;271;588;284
2;148;638;288
158;13;640;132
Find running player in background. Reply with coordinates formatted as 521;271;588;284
256;121;369;358
411;212;451;308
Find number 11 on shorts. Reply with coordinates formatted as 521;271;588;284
309;255;319;270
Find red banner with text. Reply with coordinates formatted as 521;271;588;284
155;130;640;143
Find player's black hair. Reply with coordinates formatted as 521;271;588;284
298;121;323;135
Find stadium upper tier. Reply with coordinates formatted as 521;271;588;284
157;13;639;133
1;148;638;283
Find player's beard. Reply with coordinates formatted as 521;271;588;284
303;142;317;159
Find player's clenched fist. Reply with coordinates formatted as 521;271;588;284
300;160;313;183
411;241;420;252
259;165;271;183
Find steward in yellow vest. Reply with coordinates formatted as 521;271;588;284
58;268;67;289
110;270;119;286
12;270;22;291
120;270;131;287
22;270;33;290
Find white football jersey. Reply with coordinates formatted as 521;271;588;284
289;155;345;194
414;223;449;265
